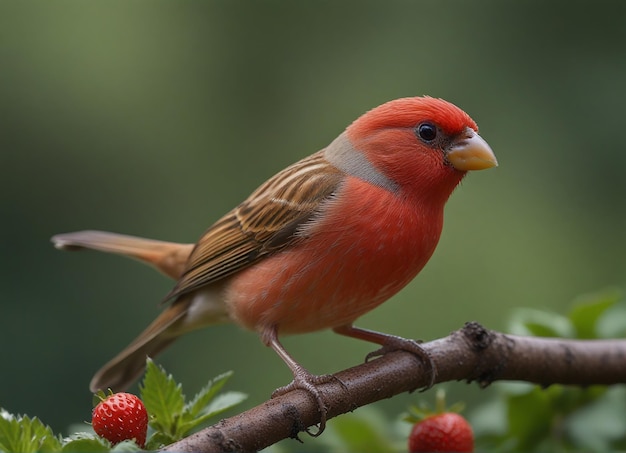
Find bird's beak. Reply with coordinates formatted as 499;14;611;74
447;128;498;171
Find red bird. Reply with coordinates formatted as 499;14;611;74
53;96;496;432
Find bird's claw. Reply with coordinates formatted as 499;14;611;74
272;373;336;436
365;337;436;389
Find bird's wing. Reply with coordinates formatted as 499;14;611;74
165;150;344;300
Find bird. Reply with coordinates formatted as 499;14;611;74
52;96;497;433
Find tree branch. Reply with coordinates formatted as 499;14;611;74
161;322;626;453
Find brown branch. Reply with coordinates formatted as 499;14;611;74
161;322;626;453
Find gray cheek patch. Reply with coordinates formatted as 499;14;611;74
324;132;400;193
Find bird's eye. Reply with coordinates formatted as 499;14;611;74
417;123;437;142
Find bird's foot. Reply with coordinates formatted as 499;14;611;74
272;369;338;436
365;335;437;389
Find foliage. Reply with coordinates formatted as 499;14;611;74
2;289;625;452
471;288;626;452
0;360;246;452
140;359;247;449
273;288;626;453
0;409;62;453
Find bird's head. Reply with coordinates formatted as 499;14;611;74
329;96;497;204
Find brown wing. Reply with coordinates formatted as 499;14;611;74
164;150;344;300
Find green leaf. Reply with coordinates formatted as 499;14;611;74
145;431;176;451
403;388;464;424
468;397;508;438
184;371;233;419
0;410;62;453
596;300;626;338
180;391;247;435
92;389;109;408
565;386;626;452
320;407;396;453
506;386;554;450
140;358;184;437
508;308;575;338
202;391;248;418
139;360;246;446
568;289;621;339
110;439;145;451
61;437;110;452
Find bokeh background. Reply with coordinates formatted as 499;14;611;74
2;0;626;445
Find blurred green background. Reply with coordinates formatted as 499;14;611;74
2;0;626;445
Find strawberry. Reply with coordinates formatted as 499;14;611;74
408;412;474;453
406;390;474;453
92;392;148;447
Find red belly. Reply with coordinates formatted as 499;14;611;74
224;179;444;334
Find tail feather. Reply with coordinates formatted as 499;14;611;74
89;298;192;392
90;337;177;393
89;287;230;392
54;230;229;392
52;230;193;279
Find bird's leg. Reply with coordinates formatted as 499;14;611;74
333;324;436;388
262;326;333;436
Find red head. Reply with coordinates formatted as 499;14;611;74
341;96;496;204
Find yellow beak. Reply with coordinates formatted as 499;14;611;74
447;128;498;171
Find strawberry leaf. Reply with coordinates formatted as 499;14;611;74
184;371;233;419
404;389;465;423
0;409;62;453
92;390;109;408
319;407;394;453
110;439;146;451
597;301;626;338
508;308;575;338
566;386;626;451
568;289;621;339
180;391;247;434
140;358;184;438
145;431;175;450
61;436;110;452
139;359;246;448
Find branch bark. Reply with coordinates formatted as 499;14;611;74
161;322;626;452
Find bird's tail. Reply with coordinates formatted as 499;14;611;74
89;298;191;392
52;231;227;391
51;230;194;279
89;289;229;393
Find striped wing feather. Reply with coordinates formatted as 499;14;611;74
165;151;344;300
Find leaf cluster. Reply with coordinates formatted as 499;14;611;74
471;288;626;452
140;358;246;449
0;409;123;453
0;359;246;452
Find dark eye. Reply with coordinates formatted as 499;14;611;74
417;123;437;142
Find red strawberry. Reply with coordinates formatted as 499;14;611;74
92;392;148;447
408;412;474;453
